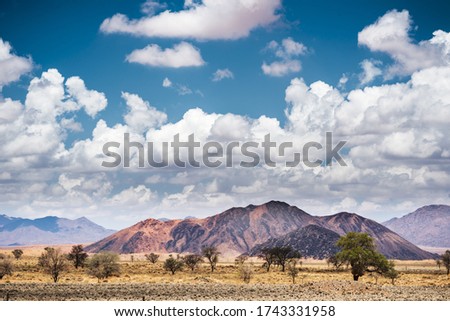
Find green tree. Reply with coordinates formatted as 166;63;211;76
11;249;23;260
384;261;400;285
183;254;203;271
271;246;301;272
86;252;121;281
38;247;68;283
67;245;88;269
335;232;390;281
202;246;220;273
0;258;13;279
164;255;184;275
258;248;276;272
145;253;159;264
441;250;450;275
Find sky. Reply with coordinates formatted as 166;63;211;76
1;0;450;229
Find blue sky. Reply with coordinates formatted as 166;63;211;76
1;0;450;229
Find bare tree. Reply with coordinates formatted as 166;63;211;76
202;246;220;273
145;253;160;264
234;255;249;266
183;254;203;271
164;255;184;275
0;258;13;279
238;262;254;284
67;245;88;269
11;249;23;260
38;247;68;283
287;259;300;284
86;252;121;281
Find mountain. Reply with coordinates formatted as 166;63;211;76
249;225;341;259
0;215;116;246
383;205;450;247
318;212;435;259
86;201;322;256
86;201;436;259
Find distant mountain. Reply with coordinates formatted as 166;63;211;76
0;215;116;246
318;212;435;259
86;201;436;259
249;225;341;259
383;205;450;247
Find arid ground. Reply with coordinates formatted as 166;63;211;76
0;247;449;301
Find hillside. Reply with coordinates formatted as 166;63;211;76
383;205;450;247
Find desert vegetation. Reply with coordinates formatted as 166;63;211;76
0;238;448;301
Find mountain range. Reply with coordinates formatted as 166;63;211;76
383;205;450;247
0;214;115;246
85;201;437;260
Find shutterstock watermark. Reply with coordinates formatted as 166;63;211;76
101;132;347;168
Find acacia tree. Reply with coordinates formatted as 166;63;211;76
271;246;301;272
11;249;23;260
335;232;391;281
38;247;68;283
183;254;203;271
384;261;400;285
202;246;220;273
0;258;13;279
441;250;450;275
86;252;121;281
145;253;160;264
258;248;276;272
164;255;184;275
67;245;88;269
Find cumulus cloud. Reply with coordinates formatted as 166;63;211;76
100;0;281;40
0;38;33;89
65;76;107;117
358;9;450;77
2;12;450;228
122;92;167;133
262;38;307;76
126;42;205;68
359;59;382;85
140;0;167;15
212;68;234;82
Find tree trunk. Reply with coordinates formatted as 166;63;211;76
353;274;359;281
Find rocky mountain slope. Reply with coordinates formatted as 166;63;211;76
383;205;450;247
248;224;341;259
86;201;436;259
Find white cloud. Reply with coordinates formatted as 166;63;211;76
359;59;382;85
262;37;307;77
122;92;167;134
100;0;281;40
212;68;234;82
162;77;172;87
358;9;450;77
0;38;33;89
140;0;167;15
65;76;107;117
338;74;348;89
126;42;205;68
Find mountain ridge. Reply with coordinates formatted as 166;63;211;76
0;214;116;246
383;204;450;247
86;201;437;260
